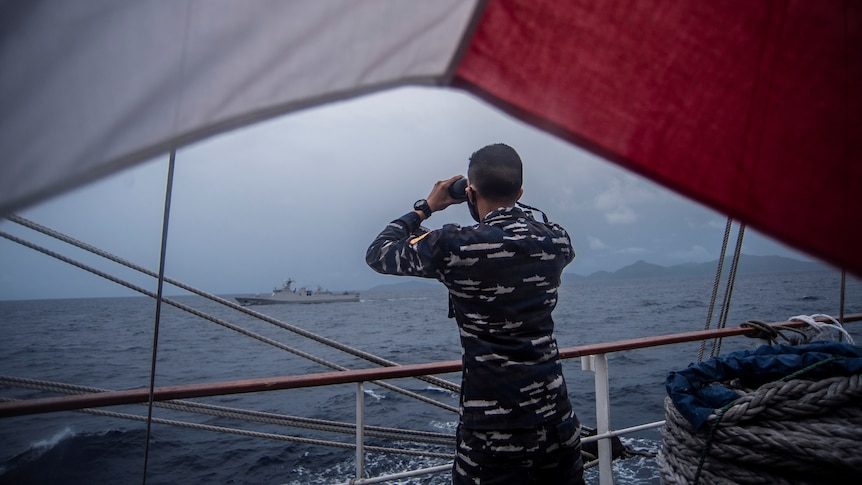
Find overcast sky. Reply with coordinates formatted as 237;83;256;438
0;87;815;300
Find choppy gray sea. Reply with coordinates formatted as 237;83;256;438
1;271;860;484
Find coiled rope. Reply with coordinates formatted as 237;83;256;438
659;373;862;484
660;332;862;484
742;314;855;347
787;314;856;344
739;320;808;346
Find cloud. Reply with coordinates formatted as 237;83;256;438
603;205;636;224
593;176;657;225
588;235;609;250
668;245;712;261
614;247;646;255
686;217;728;230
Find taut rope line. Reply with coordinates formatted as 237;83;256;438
4;213;458;394
698;217;733;362
0;230;457;413
710;222;746;358
698;219;746;361
0;376;455;447
143;149;176;483
0;396;453;460
3;214;461;392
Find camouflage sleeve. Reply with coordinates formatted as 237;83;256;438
365;212;442;278
552;222;576;266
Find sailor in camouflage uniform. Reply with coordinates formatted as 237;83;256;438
366;144;584;484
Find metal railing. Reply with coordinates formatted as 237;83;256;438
2;314;860;484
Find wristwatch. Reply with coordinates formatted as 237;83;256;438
413;199;432;219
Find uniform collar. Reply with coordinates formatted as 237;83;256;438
482;206;532;225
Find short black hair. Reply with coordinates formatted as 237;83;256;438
468;143;523;201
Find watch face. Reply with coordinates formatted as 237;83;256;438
414;199;431;216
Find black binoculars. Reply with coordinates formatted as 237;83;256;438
448;178;468;200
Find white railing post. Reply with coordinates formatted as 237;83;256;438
582;354;614;484
356;381;365;481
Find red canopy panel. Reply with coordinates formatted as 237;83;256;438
455;0;861;276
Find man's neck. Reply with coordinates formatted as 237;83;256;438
476;198;516;221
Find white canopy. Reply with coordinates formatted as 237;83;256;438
0;0;480;214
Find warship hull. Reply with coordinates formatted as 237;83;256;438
235;292;359;305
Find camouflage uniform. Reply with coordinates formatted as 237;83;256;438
367;206;584;484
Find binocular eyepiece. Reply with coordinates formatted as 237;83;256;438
448;178;468;200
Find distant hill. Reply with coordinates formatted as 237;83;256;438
366;255;830;290
566;254;830;283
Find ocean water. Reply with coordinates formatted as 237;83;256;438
1;271;860;484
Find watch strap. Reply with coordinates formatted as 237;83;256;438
414;199;432;218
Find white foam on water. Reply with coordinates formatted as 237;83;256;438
31;426;76;450
364;388;387;400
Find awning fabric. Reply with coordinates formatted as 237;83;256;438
1;0;859;275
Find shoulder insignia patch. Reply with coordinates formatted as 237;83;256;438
409;232;431;245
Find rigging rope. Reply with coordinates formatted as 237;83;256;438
0;230;457;413
840;270;846;324
0;376;455;447
143;149;176;484
709;222;746;358
698;218;733;362
697;219;746;361
2;375;616;473
0;396;453;460
739;319;808;346
3;214;460;395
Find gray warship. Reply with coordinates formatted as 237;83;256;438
235;279;359;305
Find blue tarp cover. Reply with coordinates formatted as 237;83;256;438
665;342;862;430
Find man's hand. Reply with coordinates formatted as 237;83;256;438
427;175;466;213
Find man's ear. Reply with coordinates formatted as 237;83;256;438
516;188;524;201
